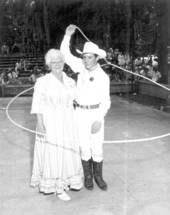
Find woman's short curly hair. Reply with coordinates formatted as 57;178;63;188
45;49;65;65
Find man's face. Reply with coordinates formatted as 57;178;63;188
82;53;98;70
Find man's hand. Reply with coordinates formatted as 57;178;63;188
91;121;102;134
65;24;77;36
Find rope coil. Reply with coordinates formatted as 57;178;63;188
5;25;170;143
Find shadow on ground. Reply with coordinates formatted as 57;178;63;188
116;92;170;113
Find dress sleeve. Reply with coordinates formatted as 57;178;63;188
60;35;84;73
31;78;45;114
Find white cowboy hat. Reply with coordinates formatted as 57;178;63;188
76;42;106;59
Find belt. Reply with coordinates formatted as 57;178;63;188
74;101;100;109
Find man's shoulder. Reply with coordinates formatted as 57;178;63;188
98;66;109;79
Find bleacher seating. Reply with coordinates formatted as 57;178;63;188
0;54;45;75
0;54;45;97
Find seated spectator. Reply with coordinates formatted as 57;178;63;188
111;49;119;64
143;56;150;66
152;58;158;69
114;48;119;57
117;52;126;80
107;48;114;62
7;68;22;85
20;56;27;71
134;57;142;66
0;71;4;84
147;66;161;82
133;66;141;81
142;57;151;73
15;62;22;75
124;52;131;65
12;42;20;54
19;77;32;85
124;63;132;81
28;66;44;84
118;51;126;67
139;66;148;78
1;43;9;56
153;68;161;82
29;72;36;84
2;69;9;84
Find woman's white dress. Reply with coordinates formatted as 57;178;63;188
30;72;83;194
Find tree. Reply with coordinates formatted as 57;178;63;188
1;0;160;59
155;0;170;84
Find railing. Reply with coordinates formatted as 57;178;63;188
0;84;33;97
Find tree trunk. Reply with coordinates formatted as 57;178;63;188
103;0;111;50
156;0;170;84
43;0;50;50
0;1;4;46
125;0;131;54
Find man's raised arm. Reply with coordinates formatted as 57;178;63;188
60;25;83;73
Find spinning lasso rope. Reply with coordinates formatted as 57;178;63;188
5;26;170;143
76;26;170;92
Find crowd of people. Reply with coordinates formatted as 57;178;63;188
105;47;161;83
0;53;161;87
0;41;162;87
0;55;49;86
0;65;48;85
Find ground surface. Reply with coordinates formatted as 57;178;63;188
1;94;170;215
119;92;168;112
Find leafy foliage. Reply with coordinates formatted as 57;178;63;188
0;0;161;56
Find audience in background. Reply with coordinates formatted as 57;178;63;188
1;43;9;56
106;49;161;83
0;45;162;87
7;68;22;85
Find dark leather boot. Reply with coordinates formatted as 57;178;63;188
93;160;107;191
82;159;93;190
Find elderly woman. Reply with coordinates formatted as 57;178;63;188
30;49;83;201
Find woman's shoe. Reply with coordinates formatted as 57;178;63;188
69;188;82;192
57;191;71;201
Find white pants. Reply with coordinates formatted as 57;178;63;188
76;108;104;162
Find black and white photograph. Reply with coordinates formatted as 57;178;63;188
0;0;170;214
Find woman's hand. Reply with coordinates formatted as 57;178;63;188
36;114;46;138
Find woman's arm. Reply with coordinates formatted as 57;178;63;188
36;113;46;138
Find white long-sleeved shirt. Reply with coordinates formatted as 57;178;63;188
60;35;111;118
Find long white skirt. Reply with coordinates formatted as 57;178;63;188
30;106;83;194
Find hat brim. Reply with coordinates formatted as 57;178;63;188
76;48;106;59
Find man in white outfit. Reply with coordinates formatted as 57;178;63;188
60;25;111;191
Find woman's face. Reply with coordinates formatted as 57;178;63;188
49;57;64;74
